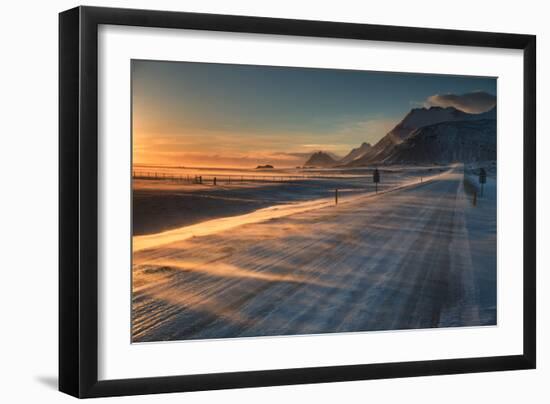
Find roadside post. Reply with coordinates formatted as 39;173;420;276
479;168;487;197
373;168;380;193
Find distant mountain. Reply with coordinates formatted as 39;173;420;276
304;151;338;167
325;151;342;161
345;106;496;166
382;119;496;164
339;142;372;164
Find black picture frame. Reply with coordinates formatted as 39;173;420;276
59;5;536;398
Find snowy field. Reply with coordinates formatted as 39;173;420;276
132;164;496;342
133;165;448;235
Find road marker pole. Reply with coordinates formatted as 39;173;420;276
479;168;487;197
373;168;380;194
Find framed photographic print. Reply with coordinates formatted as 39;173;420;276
59;6;536;398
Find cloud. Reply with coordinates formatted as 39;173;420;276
425;91;496;114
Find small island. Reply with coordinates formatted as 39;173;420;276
256;164;274;169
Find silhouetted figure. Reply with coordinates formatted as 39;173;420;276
213;177;217;186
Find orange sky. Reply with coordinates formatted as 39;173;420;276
132;60;496;168
132;121;396;168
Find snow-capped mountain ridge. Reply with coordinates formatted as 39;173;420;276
301;106;496;167
304;151;338;167
339;142;372;164
382;119;496;164
344;106;496;166
399;106;472;131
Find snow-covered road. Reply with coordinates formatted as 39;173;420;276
132;165;496;342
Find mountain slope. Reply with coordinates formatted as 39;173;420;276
382;119;496;164
339;142;372;164
304;151;338;167
346;106;496;166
